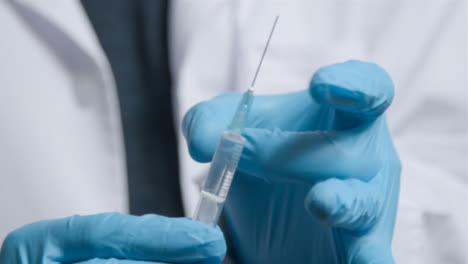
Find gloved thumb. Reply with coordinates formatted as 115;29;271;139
310;60;394;128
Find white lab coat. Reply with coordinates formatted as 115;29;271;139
0;0;466;263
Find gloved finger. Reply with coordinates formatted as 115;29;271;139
74;258;164;263
310;60;394;127
304;176;385;231
16;213;226;263
238;116;392;183
182;90;318;163
184;95;393;183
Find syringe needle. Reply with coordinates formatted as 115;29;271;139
250;15;280;88
229;15;279;132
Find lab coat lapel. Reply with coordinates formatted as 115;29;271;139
5;0;125;183
8;0;110;73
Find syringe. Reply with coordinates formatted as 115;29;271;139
193;16;279;226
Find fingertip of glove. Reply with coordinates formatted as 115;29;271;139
182;102;221;163
200;227;227;263
1;227;25;255
133;215;227;262
309;60;394;117
305;179;340;222
180;220;227;262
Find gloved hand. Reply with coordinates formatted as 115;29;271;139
183;60;401;263
0;212;226;264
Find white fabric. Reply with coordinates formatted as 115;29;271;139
0;0;128;242
169;0;468;263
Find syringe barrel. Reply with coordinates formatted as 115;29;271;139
193;131;245;226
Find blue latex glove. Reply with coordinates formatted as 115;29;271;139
183;60;401;263
0;212;226;264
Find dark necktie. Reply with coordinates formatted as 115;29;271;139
81;0;184;217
